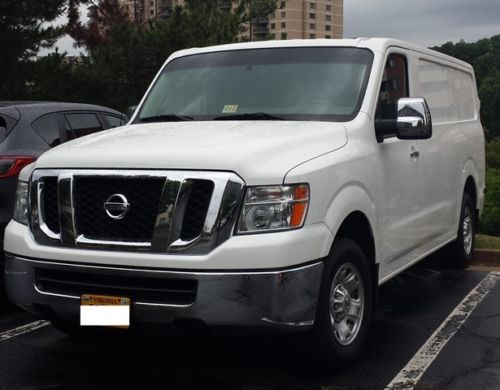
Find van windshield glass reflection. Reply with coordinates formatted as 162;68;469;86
137;47;374;123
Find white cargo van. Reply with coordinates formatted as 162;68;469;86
3;38;485;362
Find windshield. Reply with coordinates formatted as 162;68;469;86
137;47;374;123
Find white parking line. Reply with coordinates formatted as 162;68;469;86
0;320;51;342
385;272;499;390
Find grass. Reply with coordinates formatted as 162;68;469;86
476;234;500;250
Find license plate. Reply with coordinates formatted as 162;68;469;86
80;294;130;327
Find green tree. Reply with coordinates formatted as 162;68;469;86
64;0;279;111
0;0;67;98
479;76;500;140
480;168;500;236
486;138;500;170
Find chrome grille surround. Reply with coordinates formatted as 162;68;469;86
29;169;245;255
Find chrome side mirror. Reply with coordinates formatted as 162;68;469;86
396;97;432;140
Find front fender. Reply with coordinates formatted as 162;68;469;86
323;183;378;261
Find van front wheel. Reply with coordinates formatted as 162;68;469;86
311;238;373;365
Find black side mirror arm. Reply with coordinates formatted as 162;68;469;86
374;119;397;143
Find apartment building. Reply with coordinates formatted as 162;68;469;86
120;0;144;22
123;0;343;40
269;0;343;40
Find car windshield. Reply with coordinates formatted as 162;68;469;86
137;47;374;123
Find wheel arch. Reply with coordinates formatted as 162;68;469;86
464;175;479;229
323;184;379;308
328;211;379;315
323;184;378;265
461;159;481;210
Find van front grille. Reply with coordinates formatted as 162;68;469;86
31;170;245;254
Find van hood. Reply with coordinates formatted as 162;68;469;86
35;121;347;184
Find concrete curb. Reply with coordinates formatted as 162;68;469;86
472;249;500;267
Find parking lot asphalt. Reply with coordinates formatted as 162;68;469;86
0;260;498;390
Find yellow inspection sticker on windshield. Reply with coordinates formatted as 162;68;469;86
222;104;238;113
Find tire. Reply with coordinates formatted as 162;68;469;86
448;192;476;269
311;238;373;365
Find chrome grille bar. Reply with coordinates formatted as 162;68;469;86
58;172;76;246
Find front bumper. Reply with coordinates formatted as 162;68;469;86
5;255;324;330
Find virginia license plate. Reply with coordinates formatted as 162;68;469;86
80;294;130;327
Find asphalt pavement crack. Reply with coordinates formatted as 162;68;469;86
436;355;500;390
466;312;500;320
461;322;500;342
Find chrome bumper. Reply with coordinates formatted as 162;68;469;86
5;255;323;330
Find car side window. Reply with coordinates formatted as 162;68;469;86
375;54;409;121
64;113;103;140
105;114;125;128
0;116;7;143
32;113;61;147
0;113;19;143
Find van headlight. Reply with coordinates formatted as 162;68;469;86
237;184;309;234
13;181;29;225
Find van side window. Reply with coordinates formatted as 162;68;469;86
375;54;408;121
418;60;475;122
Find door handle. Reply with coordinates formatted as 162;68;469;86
410;150;420;159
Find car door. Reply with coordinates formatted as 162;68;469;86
375;50;427;279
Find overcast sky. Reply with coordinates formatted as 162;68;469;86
344;0;500;47
51;0;500;56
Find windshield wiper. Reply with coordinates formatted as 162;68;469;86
139;114;194;123
213;112;284;121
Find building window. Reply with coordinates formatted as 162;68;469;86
309;12;315;19
325;25;331;31
309;23;316;29
326;4;332;11
150;9;154;15
309;2;315;9
281;32;288;40
150;1;153;6
309;33;316;39
325;35;332;39
271;23;275;29
281;22;286;28
325;14;331;21
281;11;286;17
280;0;286;9
270;33;276;39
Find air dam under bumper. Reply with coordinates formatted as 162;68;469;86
5;255;324;330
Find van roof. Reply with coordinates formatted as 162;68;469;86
170;38;473;71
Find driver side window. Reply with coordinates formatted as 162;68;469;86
375;54;409;122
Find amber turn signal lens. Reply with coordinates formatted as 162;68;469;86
293;185;309;201
290;202;308;227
